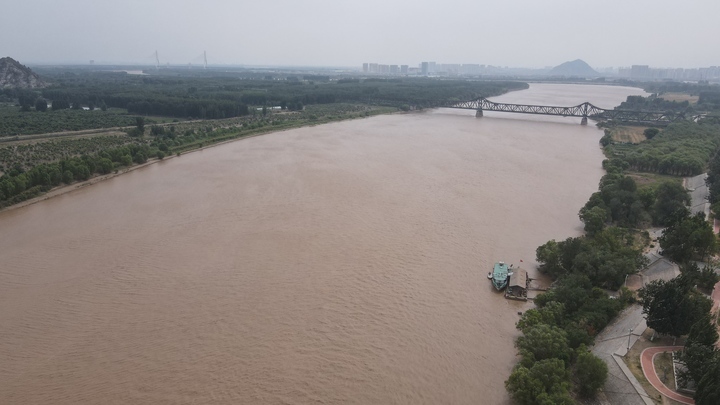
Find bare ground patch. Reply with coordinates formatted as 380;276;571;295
627;172;683;189
660;93;699;104
611;126;649;144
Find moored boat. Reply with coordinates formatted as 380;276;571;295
490;261;513;290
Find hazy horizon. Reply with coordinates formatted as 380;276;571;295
2;0;718;69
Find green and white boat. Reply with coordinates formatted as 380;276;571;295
487;261;513;291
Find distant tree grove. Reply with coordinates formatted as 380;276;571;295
0;143;155;208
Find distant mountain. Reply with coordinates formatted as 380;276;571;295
549;59;600;77
0;57;47;89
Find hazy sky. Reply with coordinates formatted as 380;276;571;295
2;0;718;69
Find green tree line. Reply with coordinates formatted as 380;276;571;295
2;69;528;135
507;155;701;403
505;275;629;403
605;121;720;176
0;107;138;136
0;143;159;208
616;94;693;113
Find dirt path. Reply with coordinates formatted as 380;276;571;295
640;346;694;405
0;127;132;145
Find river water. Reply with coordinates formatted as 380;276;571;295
0;83;647;404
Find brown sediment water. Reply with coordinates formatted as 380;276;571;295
0;83;647;404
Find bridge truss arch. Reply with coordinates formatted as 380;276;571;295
446;98;684;125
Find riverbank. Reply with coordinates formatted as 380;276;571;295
0;104;396;213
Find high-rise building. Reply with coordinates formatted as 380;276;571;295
462;64;481;75
362;63;369;73
630;65;650;79
400;65;408;74
369;63;378;73
421;62;429;75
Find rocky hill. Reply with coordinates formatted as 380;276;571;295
549;59;600;77
0;57;48;89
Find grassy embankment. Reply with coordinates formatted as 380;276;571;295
0;103;394;209
168;103;395;155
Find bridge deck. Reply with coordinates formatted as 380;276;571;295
446;98;685;124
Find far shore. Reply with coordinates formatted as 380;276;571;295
0;109;402;215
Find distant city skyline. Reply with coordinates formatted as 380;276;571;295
360;61;720;74
22;57;720;75
2;0;718;69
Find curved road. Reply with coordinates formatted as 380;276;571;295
640;346;694;404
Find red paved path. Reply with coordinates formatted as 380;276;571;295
640;346;694;405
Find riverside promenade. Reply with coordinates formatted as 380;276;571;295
589;173;714;404
590;305;653;405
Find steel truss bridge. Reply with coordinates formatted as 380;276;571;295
446;98;687;125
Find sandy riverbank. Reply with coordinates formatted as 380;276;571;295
0;110;397;214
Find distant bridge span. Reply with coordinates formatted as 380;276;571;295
445;98;686;125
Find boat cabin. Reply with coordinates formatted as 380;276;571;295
505;268;529;301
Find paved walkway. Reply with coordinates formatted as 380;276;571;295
685;174;710;218
640;346;695;405
591;305;653;405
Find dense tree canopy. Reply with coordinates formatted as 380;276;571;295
1;70;528;136
679;262;720;291
574;346;608;398
34;97;47;112
505;359;574;405
516;324;573;365
536;227;647;289
680;313;719;390
533;274;627;338
695;355;720;405
659;212;717;262
616;94;693;113
605;121;720;176
578;159;689;230
509;274;614;402
638;277;713;339
652;181;690;226
0;142;157;207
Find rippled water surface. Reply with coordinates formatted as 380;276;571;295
0;84;647;404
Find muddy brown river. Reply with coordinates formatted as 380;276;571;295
0;84;647;404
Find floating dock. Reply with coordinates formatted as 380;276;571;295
505;268;530;301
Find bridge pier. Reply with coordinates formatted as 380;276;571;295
476;109;483;118
581;116;588;125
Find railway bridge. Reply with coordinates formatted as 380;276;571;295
445;98;687;125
